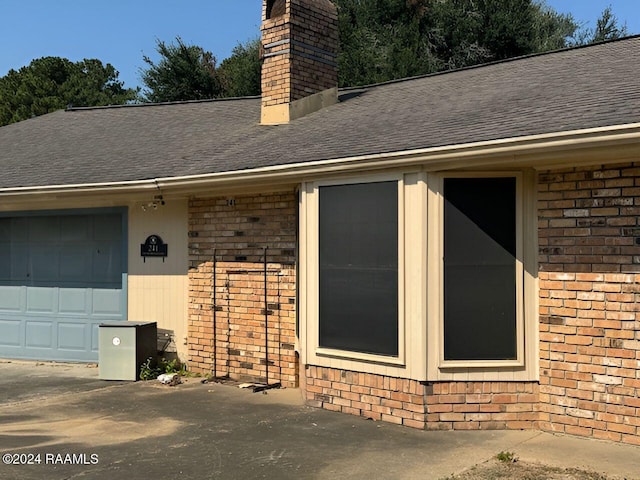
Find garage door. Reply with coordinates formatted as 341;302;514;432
0;209;127;362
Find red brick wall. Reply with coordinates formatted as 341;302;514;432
184;163;640;444
304;367;539;430
188;192;298;387
302;162;640;441
426;383;539;431
538;163;640;445
304;366;429;429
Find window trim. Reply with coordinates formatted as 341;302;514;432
300;168;538;382
440;172;524;368
300;171;430;378
426;170;539;380
313;173;405;365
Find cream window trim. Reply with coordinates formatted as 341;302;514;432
314;347;406;367
300;172;428;380
300;168;537;382
426;170;539;382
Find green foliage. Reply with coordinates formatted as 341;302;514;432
161;358;188;376
496;451;517;463
137;0;631;101
530;1;579;52
3;1;629;116
139;357;163;380
140;37;222;102
469;0;539;60
0;57;138;126
139;356;188;381
336;0;582;85
588;6;628;44
219;38;262;98
336;0;438;86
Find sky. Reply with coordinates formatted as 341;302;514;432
0;0;638;91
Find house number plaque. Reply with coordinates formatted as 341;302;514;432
141;235;168;262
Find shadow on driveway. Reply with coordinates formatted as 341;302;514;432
0;361;638;480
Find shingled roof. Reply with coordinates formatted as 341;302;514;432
1;36;639;190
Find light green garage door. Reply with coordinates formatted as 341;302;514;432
0;209;127;362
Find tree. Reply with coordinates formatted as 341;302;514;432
140;37;222;103
473;0;540;60
335;0;581;86
137;0;628;100
589;6;628;43
219;38;262;98
0;57;137;126
529;1;579;52
336;0;439;86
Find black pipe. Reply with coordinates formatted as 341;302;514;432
213;250;217;380
264;246;269;386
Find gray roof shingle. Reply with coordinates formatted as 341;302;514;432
1;37;639;189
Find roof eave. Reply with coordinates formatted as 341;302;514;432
0;123;638;199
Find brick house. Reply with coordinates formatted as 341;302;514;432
1;0;640;444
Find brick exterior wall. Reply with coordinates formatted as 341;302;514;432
538;163;640;446
300;162;640;443
261;0;338;107
304;367;539;430
187;192;298;388
184;163;640;444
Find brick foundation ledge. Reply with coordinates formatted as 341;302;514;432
303;365;540;431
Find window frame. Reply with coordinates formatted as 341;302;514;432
316;179;402;359
299;168;538;382
300;171;429;379
312;173;406;366
426;170;538;380
441;172;524;367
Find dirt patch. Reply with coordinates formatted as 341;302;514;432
447;458;610;480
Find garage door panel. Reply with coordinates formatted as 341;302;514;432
92;289;124;316
11;244;29;283
93;214;122;241
25;287;58;314
0;319;21;346
29;217;59;240
92;244;123;285
57;322;86;351
0;219;10;241
60;215;91;241
59;246;93;282
0;210;126;362
0;218;27;242
0;244;29;283
25;321;53;348
0;251;11;280
0;287;23;312
58;288;91;315
30;246;61;284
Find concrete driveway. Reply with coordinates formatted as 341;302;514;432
0;360;123;406
0;361;638;480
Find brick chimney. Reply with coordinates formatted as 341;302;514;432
261;0;339;125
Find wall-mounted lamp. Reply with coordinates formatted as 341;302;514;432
141;195;165;211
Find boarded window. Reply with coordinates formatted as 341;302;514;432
318;181;399;356
443;177;517;361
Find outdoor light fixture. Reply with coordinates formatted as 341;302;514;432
141;195;165;211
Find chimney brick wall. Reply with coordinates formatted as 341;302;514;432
261;0;338;118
